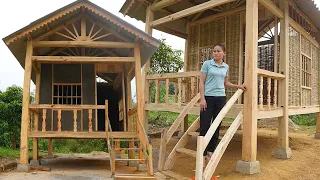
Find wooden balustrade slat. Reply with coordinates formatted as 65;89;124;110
259;75;263;110
155;80;160;104
267;77;271;109
273;79;278;108
73;109;77;132
58;109;62;132
178;78;182;106
89;109;93;132
42;109;46;132
165;79;169;105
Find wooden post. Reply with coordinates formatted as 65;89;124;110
19;40;33;165
134;43;145;128
33;63;41;161
141;5;154;130
274;17;279;73
121;68;127;131
195;136;204;180
275;0;292;159
105;100;109;132
48;138;53;158
239;0;259;168
315;113;320;138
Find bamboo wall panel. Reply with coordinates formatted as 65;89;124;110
289;26;301;106
226;14;240;100
301;88;311;106
188;26;200;71
301;35;311;57
312;44;319;105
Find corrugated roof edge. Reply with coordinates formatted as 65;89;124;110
3;0;161;47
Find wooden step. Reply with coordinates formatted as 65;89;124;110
188;131;199;137
114;174;156;180
114;147;142;150
156;170;190;180
115;158;145;161
108;132;139;139
176;148;197;158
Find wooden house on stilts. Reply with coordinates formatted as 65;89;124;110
120;0;320;179
3;0;161;179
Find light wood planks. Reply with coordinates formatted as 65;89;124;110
150;0;235;27
242;0;258;162
29;131;109;139
203;111;243;180
32;41;134;48
258;0;284;18
278;0;290;149
20;41;33;165
32;56;135;63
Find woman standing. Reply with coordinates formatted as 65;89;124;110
199;43;246;164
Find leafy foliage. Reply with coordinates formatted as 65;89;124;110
290;114;316;126
0;86;24;149
149;38;184;74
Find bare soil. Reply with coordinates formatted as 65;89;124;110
1;127;320;180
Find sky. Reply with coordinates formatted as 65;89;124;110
0;0;319;92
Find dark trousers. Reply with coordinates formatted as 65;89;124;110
200;96;226;156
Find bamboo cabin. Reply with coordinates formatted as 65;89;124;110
119;0;320;179
3;0;161;179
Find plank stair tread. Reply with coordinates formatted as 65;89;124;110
108;131;139;139
115;158;145;161
188;131;199;137
176;147;197;158
114;147;142;150
114;174;156;180
158;170;190;180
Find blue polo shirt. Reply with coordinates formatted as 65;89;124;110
200;60;229;97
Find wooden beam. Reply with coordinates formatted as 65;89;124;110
190;6;245;26
146;71;199;80
29;131;108;138
20;41;33;165
289;18;319;48
258;0;284;19
142;5;154;130
32;41;134;48
288;106;320;115
278;0;290;151
33;63;41;161
242;0;258;162
134;43;145;127
31;56;135;63
150;0;235;27
150;0;182;11
257;68;285;79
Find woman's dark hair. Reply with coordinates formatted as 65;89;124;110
213;43;225;52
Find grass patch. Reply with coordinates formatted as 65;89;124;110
149;111;198;127
0;147;20;158
290;114;316;126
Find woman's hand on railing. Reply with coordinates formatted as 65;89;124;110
238;83;247;92
200;98;207;111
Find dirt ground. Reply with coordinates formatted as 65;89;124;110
1;127;320;180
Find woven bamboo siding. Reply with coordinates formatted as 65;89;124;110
289;26;301;106
188;26;200;71
225;14;240;100
301;36;311;57
302;89;311;106
312;44;319;105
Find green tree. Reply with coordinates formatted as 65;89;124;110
149;39;184;103
149;38;184;74
0;85;33;149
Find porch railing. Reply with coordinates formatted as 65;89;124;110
257;68;285;110
146;71;200;106
29;102;108;133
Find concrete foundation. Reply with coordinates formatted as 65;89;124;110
136;163;147;171
17;164;30;172
274;148;292;159
314;133;320;139
127;161;138;167
30;160;40;167
236;160;260;175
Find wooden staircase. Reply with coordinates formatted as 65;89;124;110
158;89;244;180
107;131;156;180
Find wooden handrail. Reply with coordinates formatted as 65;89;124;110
257;68;285;79
203;111;243;180
203;89;243;148
165;93;200;142
146;71;199;80
29;104;105;110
